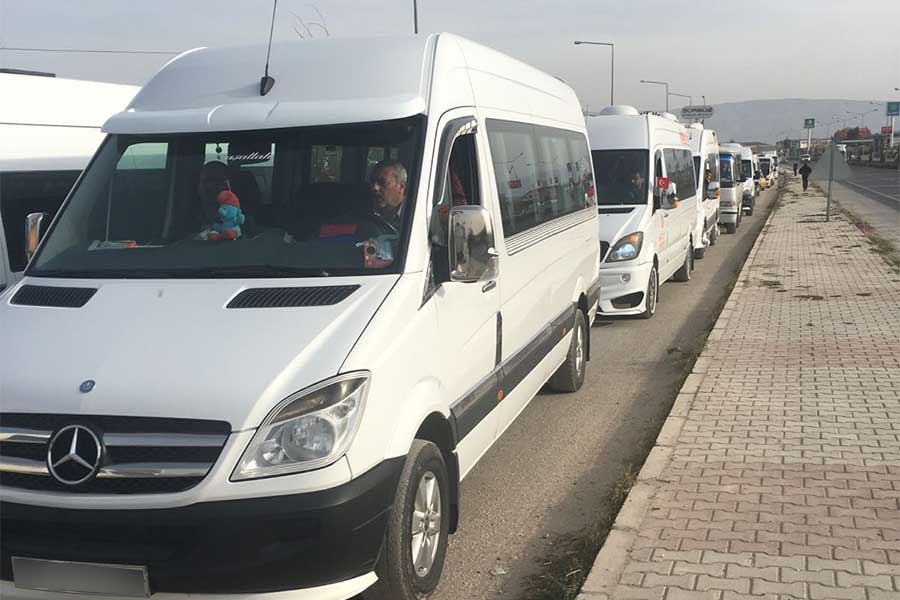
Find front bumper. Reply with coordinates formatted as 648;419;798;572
1;457;404;596
597;260;654;316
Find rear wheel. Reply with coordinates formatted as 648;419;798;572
638;265;659;320
725;222;736;234
366;441;450;600
709;222;719;246
547;309;587;392
747;199;755;216
673;242;692;282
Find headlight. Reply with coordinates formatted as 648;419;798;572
232;372;369;481
607;232;644;262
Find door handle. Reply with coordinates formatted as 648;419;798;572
482;280;497;293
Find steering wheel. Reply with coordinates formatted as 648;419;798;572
357;213;399;237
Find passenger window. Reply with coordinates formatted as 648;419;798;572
0;170;81;272
429;133;480;285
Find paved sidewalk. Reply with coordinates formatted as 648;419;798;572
579;176;900;600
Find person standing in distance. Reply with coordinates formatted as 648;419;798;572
799;159;812;192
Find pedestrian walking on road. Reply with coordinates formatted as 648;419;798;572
799;160;812;191
793;162;798;176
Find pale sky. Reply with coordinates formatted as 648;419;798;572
1;0;899;113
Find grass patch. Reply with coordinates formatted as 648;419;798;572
838;205;900;275
521;466;639;600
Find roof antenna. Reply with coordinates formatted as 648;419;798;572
260;0;278;96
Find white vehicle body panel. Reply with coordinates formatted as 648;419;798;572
0;34;599;599
687;125;720;251
587;108;697;316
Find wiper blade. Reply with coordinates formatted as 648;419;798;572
202;265;332;278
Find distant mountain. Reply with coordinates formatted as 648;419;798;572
697;99;890;144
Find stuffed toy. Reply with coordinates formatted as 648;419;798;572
206;190;245;240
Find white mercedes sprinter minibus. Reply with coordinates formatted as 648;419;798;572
741;149;757;215
0;35;599;600
0;72;137;295
717;143;744;233
687;124;720;259
587;106;698;319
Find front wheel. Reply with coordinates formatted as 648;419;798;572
638;265;659;320
547;309;587;392
725;222;737;234
365;441;450;600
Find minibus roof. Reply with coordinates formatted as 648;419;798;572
0;74;138;171
586;111;688;151
105;36;438;135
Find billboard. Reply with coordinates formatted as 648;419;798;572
888;102;900;117
804;118;815;129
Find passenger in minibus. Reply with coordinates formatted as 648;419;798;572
369;160;408;230
627;169;646;203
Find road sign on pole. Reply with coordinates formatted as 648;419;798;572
681;105;715;120
804;118;816;129
887;101;900;117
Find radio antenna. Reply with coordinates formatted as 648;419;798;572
260;0;277;96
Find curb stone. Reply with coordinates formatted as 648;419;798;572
576;185;784;600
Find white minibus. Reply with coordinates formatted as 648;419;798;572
587;106;698;319
687;124;720;259
740;147;757;215
0;72;138;295
717;143;744;233
0;34;599;600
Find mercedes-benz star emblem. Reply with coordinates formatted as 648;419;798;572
79;380;96;393
47;425;103;485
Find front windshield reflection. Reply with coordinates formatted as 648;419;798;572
30;117;424;278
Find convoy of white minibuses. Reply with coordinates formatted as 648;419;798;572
0;72;138;294
0;34;602;600
0;33;777;600
587;106;699;319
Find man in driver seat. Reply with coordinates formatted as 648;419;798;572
369;160;407;230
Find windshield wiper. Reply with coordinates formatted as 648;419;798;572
201;265;333;278
28;269;185;279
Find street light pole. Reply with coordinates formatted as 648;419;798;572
413;0;418;34
574;40;615;106
640;79;669;112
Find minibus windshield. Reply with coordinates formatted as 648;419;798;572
29;117;424;278
759;160;771;176
720;157;735;184
591;149;649;205
741;159;753;179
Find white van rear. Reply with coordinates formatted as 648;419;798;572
687;124;720;258
0;73;138;295
0;34;599;600
588;106;698;319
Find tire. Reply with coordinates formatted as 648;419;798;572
673;242;692;282
365;441;450;600
725;222;737;234
693;245;706;260
709;223;719;246
747;200;755;216
547;308;587;392
638;264;658;320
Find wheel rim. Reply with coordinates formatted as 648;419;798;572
411;471;442;578
647;269;658;314
574;321;585;377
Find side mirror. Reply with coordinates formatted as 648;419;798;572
653;176;669;210
448;206;498;283
25;212;49;263
666;182;678;209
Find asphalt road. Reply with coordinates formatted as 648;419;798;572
844;165;899;206
421;184;779;600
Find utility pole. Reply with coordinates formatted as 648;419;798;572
640;79;669;112
413;0;418;34
574;41;615;106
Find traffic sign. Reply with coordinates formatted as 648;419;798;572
681;105;714;120
882;126;893;135
804;118;815;129
887;102;900;117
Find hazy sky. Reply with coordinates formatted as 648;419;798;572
2;0;899;113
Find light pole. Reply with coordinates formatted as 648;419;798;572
574;40;615;106
670;92;692;107
413;0;418;33
640;79;669;112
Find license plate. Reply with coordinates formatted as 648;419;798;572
12;557;149;597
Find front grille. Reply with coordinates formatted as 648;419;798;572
0;414;230;495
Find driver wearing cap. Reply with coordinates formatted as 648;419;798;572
369;160;408;231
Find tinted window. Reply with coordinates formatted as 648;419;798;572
663;148;696;199
741;159;753;179
1;170;81;272
486;119;594;237
707;153;720;182
720;157;735;184
693;156;701;186
591;150;649;206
